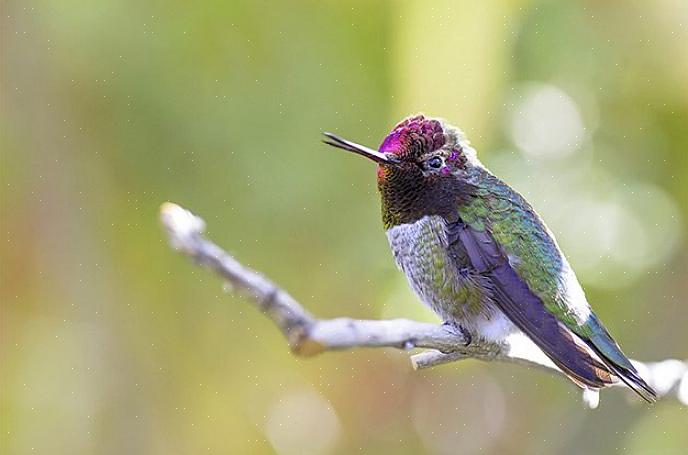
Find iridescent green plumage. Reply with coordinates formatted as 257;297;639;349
461;168;628;345
456;165;652;399
459;167;578;326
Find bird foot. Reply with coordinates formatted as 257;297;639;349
443;321;473;347
459;325;473;347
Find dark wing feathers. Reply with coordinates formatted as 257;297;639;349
450;220;614;389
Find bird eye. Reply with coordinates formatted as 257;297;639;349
427;156;443;169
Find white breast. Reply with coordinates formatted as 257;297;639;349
385;215;450;313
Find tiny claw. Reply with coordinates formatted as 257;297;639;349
459;325;473;347
443;321;473;347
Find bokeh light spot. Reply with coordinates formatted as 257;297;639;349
510;84;586;159
264;389;341;455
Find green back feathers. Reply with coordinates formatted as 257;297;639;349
457;169;574;325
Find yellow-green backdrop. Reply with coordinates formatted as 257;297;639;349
2;1;687;453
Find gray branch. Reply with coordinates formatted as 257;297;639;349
160;202;687;409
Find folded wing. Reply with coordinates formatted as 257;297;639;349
448;219;615;389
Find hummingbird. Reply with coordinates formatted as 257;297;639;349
323;114;656;402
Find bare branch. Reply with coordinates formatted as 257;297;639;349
160;202;687;408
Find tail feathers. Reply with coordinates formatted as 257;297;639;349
536;329;615;389
604;359;657;403
586;331;657;403
550;349;614;390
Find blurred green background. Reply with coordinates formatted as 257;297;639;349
2;0;687;453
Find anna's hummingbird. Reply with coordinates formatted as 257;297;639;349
323;114;656;402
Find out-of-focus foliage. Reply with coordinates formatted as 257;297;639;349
1;0;687;453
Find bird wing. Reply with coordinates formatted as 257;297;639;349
451;181;656;401
447;217;614;389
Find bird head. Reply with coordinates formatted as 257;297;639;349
324;114;476;227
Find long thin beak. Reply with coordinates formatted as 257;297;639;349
322;132;398;164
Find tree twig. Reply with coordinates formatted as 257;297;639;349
159;202;688;409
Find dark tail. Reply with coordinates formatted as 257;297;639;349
582;317;657;403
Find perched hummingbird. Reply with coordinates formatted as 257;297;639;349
323;114;656;402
